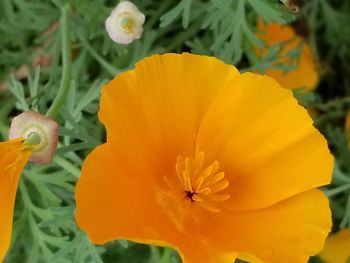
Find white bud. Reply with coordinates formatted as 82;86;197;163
9;111;58;164
105;1;145;45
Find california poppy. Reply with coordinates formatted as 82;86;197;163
75;53;333;263
319;229;350;263
256;20;319;91
0;139;31;260
0;111;58;261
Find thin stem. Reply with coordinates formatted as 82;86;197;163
325;184;350;197
316;96;350;110
0;97;15;139
19;179;33;209
243;40;259;66
340;192;350;228
46;4;71;120
160;248;172;263
150;246;161;263
145;1;172;30
80;37;120;76
53;155;81;179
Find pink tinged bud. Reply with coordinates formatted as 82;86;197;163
105;1;145;45
9;111;58;164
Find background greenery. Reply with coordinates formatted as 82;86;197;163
0;0;349;262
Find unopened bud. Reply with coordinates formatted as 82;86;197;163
280;0;299;13
105;1;145;45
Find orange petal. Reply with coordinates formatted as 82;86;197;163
75;144;179;246
76;144;236;263
0;139;31;261
319;229;350;263
256;21;319;91
76;53;332;263
76;143;331;263
76;53;240;248
197;73;333;210
257;20;297;47
98;53;239;173
76;143;232;263
192;190;331;263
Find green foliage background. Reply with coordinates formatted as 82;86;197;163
0;0;349;262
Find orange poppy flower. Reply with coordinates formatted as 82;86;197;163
75;53;333;263
0;139;31;261
0;111;58;261
256;20;319;91
319;229;350;263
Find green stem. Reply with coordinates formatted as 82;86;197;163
53;155;81;179
80;37;120;76
316;96;350;110
160;248;172;263
325;184;350;197
150;246;161;263
0;97;15;139
46;4;71;120
145;1;172;30
19;179;33;209
243;39;259;66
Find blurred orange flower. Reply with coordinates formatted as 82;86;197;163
346;112;350;148
75;53;333;263
319;229;350;263
0;139;31;261
0;111;58;261
256;20;319;91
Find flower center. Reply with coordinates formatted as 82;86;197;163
20;125;48;152
24;132;41;146
173;151;230;212
115;12;136;34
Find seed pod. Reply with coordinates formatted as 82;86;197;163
9;111;58;164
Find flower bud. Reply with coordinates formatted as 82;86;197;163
105;1;145;45
280;0;299;13
9;111;58;164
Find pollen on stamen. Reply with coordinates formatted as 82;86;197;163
173;151;231;212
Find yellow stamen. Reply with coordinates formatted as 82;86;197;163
116;12;136;34
174;151;230;212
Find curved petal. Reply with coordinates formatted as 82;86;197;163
75;144;180;246
76;144;245;262
98;53;240;182
0;139;31;261
179;245;238;263
76;149;330;263
319;229;350;263
197;73;333;210
192;190;331;263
